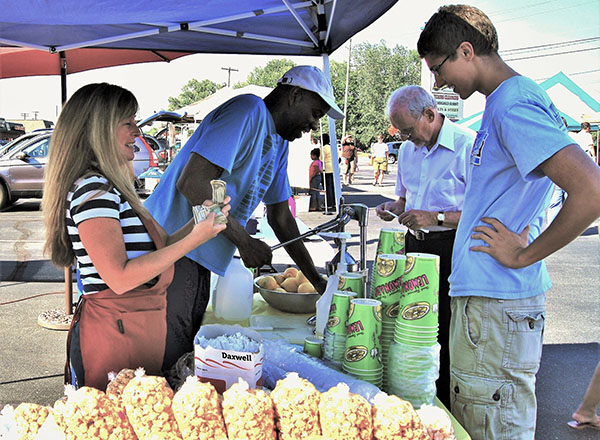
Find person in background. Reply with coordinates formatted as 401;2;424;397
145;66;344;368
418;5;600;439
370;134;388;186
320;132;337;213
42;83;229;391
375;85;475;407
573;121;596;162
341;133;357;185
568;361;600;431
308;147;323;212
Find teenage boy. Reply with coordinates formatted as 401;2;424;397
417;5;600;439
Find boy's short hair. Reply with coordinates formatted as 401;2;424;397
581;122;591;130
417;4;498;59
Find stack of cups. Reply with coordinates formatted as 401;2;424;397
370;253;407;391
338;271;366;298
323;291;357;366
376;228;406;256
342;298;383;387
387;252;441;408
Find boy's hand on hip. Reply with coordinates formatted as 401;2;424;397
470;217;530;269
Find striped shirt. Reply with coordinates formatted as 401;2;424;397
67;174;155;294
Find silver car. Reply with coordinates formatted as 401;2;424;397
0;132;51;209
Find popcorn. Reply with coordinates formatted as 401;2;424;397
222;378;277;440
371;392;428;440
319;383;372;440
121;368;182;439
171;376;227;440
416;404;456;440
55;385;137;440
271;372;321;440
13;402;50;440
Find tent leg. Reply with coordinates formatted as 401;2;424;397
322;53;342;213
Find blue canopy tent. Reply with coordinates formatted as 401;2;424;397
1;0;398;213
0;0;398;314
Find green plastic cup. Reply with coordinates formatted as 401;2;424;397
393;334;437;347
338;272;366;298
344;298;383;371
376;228;406;256
396;253;440;328
370;254;406;324
327;291;358;335
304;336;324;358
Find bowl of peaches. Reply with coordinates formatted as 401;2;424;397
254;267;321;314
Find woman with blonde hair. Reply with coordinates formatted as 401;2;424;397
43;83;230;390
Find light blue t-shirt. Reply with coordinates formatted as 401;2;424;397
145;94;291;276
449;76;575;299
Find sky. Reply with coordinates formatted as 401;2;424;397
0;0;598;122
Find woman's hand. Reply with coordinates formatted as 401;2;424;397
189;196;231;244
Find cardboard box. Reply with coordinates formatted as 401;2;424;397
194;324;263;394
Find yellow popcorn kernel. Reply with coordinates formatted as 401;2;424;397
13;402;50;440
270;372;321;440
372;392;429;440
222;378;277;440
172;376;227;440
54;384;137;440
319;383;372;440
121;367;182;440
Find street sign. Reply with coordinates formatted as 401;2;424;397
433;90;463;121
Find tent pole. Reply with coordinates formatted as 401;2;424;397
322;53;341;214
60;51;67;105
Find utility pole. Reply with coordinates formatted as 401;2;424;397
342;38;352;137
21;112;28;120
31;110;39;120
221;67;239;87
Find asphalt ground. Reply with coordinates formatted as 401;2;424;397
0;154;598;439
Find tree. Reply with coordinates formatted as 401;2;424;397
167;79;225;111
234;58;296;88
348;41;421;149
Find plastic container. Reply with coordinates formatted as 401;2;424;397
213;256;254;322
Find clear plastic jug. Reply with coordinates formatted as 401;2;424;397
213;256;254;322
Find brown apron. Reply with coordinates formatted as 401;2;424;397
65;214;174;391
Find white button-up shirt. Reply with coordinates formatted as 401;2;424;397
395;116;475;231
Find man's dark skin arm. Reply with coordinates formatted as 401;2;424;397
178;152;326;293
177;152;273;268
266;201;327;293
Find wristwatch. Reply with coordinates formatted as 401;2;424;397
437;212;445;226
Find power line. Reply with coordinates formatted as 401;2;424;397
505;46;600;61
500;37;600;55
494;0;596;23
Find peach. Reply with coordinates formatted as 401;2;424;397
283;267;299;278
280;277;299;293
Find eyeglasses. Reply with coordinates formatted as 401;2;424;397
430;53;453;76
398;114;422;140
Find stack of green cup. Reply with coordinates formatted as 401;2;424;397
369;253;406;391
394;252;440;345
323;291;357;365
338;271;366;298
386;252;441;407
342;298;383;387
304;335;324;358
376;228;406;256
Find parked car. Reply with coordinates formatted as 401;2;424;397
135;110;194;170
387;141;403;164
0;131;51;209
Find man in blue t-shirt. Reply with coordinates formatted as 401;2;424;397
145;66;344;369
418;5;600;439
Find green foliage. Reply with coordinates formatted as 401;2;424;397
235;58;296;88
167;79;225;111
345;41;421;148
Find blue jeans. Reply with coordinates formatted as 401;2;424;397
449;294;546;440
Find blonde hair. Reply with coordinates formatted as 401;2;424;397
43;83;147;267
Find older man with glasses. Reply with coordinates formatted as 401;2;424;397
375;85;475;407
